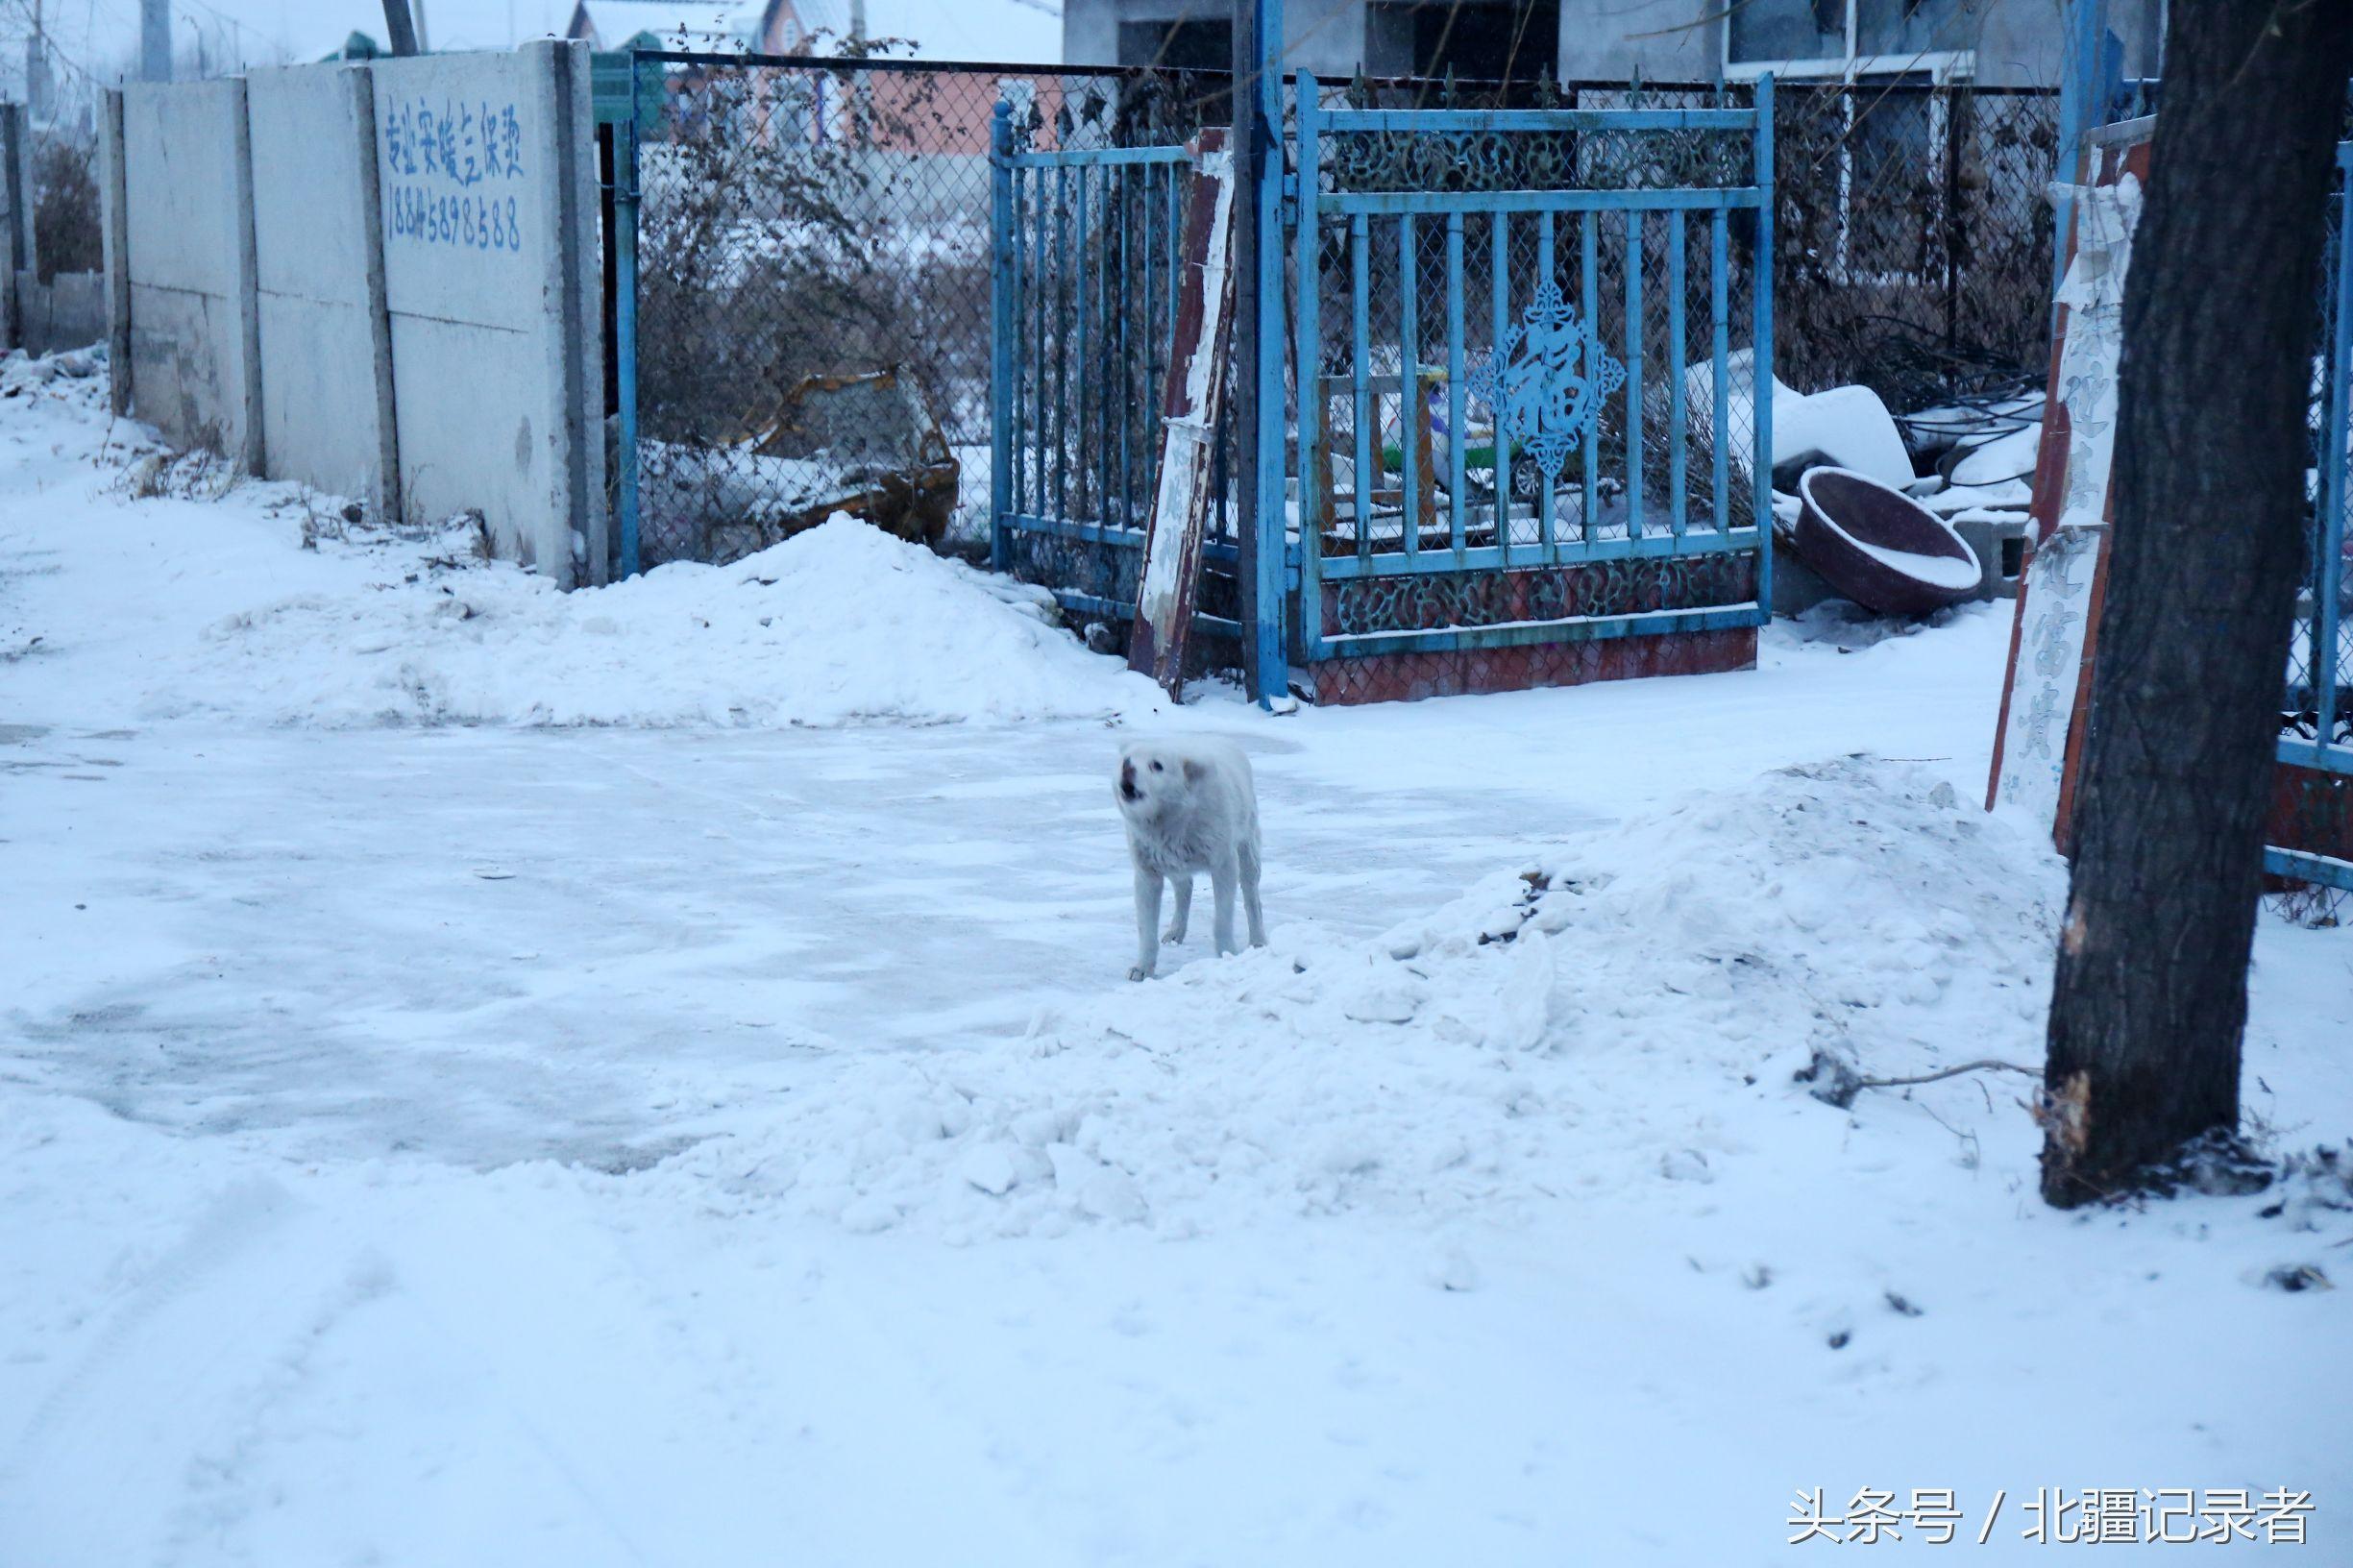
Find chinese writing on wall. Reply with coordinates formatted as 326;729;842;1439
383;96;527;254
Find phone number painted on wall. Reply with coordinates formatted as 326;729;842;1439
382;94;528;254
389;187;524;253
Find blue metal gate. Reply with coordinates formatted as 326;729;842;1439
1289;78;1777;694
988;100;1241;638
2273;138;2353;901
988;73;1778;701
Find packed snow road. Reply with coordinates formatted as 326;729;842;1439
0;719;1600;1168
3;356;2347;1564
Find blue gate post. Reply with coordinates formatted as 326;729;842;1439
2316;141;2353;765
1238;0;1289;707
1752;72;1776;618
2052;0;2113;308
1293;71;1323;657
989;98;1016;575
614;52;643;579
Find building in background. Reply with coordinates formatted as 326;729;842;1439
1066;0;2162;90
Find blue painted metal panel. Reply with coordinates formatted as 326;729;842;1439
1319;527;1764;581
1490;210;1512;567
2265;847;2353;894
1709;209;1730;535
1008;145;1190;169
1574;211;1591;546
1624;210;1645;541
1323;603;1764;660
1446;210;1468;562
1322;108;1757;134
1667;208;1687;538
1323;188;1767;216
2278;737;2353;778
1398;213;1420;568
1350;211;1373;567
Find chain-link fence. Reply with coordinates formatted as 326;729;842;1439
2272;140;2353;924
32;125;104;282
1772;81;2059;412
620;61;2062;576
623;53;1224;572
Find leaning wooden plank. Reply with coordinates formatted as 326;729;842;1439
1987;125;2149;846
1129;130;1237;698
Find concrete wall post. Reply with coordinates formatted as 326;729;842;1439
229;76;264;475
99;87;129;413
0;102;30;352
350;65;403;526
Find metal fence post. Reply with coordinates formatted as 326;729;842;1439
1234;0;1288;708
2052;0;2110;307
615;54;642;580
2316;143;2353;760
1753;72;1776;620
990;97;1015;576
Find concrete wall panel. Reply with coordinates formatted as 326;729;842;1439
248;62;398;515
372;42;603;584
121;78;262;466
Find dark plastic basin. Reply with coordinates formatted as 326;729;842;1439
1794;467;1983;617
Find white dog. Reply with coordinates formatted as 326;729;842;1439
1114;736;1265;980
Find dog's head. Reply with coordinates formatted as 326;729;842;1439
1115;742;1205;820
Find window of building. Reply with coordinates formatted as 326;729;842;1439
1728;1;1973;285
1116;18;1235;74
1365;1;1559;84
1725;0;1973;80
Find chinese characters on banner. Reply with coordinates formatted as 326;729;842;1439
382;97;527;254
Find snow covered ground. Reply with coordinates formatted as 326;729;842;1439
2;352;2347;1564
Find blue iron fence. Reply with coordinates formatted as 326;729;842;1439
2272;138;2353;905
987;74;1779;697
1290;79;1776;679
988;104;1243;637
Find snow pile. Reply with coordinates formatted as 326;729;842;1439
0;358;1160;729
185;520;1164;728
661;760;2066;1239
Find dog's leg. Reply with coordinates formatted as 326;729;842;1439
1239;835;1266;948
1130;862;1163;981
1210;853;1239;957
1164;875;1192;944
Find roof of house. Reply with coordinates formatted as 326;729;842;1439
566;2;766;51
780;0;1061;64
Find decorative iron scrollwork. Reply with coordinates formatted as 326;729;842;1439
1328;551;1755;638
1466;281;1626;486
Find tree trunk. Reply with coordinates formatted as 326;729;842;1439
2041;0;2353;1208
